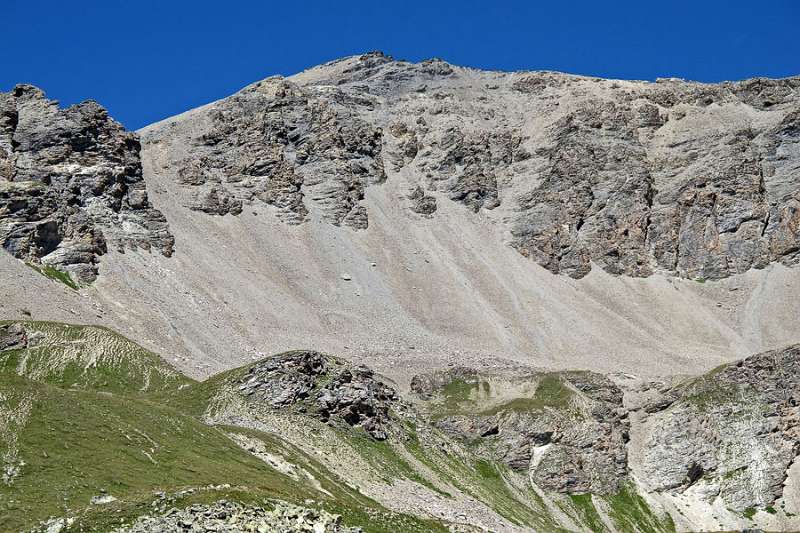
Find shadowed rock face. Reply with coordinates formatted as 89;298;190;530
144;52;800;280
0;85;173;283
0;322;27;350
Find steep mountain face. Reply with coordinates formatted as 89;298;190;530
0;85;173;282
152;51;800;281
63;51;797;384
2;53;800;532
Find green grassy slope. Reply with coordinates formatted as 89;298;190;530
0;322;446;532
0;320;681;533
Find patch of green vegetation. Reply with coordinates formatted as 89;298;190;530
480;374;576;416
743;507;757;519
219;426;449;533
400;422;454;498
442;378;477;401
402;420;565;531
344;427;448;497
26;262;79;290
480;397;543;415
0;324;451;532
160;369;224;417
0;373;291;531
722;466;747;480
670;361;764;416
536;374;572;403
604;484;676;533
680;379;761;414
569;493;608;532
472;460;535;526
0;321;191;394
468;459;570;530
430;372;577;419
695;277;706;284
765;506;777;515
0;380;447;532
429;377;480;417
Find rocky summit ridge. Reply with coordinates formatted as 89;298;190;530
146;51;800;281
2;53;800;532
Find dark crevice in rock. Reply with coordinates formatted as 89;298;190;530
685;462;705;486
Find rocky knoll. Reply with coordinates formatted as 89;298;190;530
0;85;173;283
234;351;402;440
144;52;800;280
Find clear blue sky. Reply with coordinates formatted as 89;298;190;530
3;1;799;130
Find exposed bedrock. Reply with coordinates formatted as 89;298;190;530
141;52;800;280
0;85;173;283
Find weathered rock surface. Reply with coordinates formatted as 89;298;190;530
235;351;400;440
115;500;361;533
412;368;629;494
632;344;800;512
169;77;385;227
408;185;437;215
526;372;629;495
0;322;27;350
413;349;800;513
0;85;173;283
142;52;800;280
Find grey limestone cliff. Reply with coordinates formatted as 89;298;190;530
0;85;173;283
142;52;800;281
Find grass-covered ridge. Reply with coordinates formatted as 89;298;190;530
421;370;580;419
0;321;682;532
0;322;448;532
0;320;190;394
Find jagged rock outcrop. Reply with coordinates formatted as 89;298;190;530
411;368;629;494
632;344;800;512
506;77;800;280
235;351;400;440
171;78;385;227
0;85;173;283
526;372;629;495
142;52;800;280
408;185;437;215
